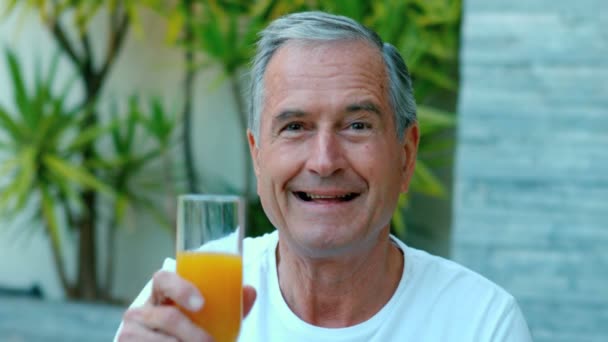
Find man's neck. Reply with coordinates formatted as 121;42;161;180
275;230;404;328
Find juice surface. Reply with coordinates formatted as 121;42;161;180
176;251;243;342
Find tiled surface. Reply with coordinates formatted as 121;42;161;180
453;1;608;341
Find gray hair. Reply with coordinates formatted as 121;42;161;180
249;11;417;143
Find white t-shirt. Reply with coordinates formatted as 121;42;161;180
116;231;532;341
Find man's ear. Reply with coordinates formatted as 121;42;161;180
247;129;260;177
400;123;420;193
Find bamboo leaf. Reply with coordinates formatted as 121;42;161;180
44;155;114;196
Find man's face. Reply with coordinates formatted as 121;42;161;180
248;40;419;258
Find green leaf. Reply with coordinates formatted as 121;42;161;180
415;63;458;91
0;147;34;212
114;193;128;223
53;176;81;211
43;155;114;196
0;156;19;183
418;136;454;155
13;146;36;210
165;10;184;44
0;106;23;141
45;50;62;93
84;156;128;170
109;102;123;153
418;105;456;136
40;184;63;262
130;148;162;172
2;0;19;17
66;122;113;152
391;193;409;238
125;96;140;152
410;160;446;197
5;48;34;128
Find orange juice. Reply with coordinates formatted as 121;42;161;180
176;251;243;342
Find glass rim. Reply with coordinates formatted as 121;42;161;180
178;194;243;203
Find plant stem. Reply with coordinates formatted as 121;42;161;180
44;3;131;301
102;214;117;298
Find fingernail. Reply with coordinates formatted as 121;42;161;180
188;295;203;311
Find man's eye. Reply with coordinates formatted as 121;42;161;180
350;122;370;130
284;122;303;131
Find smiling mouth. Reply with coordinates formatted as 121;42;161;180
294;191;360;202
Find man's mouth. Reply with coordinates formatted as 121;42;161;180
293;191;360;202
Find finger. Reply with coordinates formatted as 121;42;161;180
120;309;178;342
119;323;177;342
126;306;213;342
150;270;204;312
243;285;257;318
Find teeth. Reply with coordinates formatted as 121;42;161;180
307;193;350;199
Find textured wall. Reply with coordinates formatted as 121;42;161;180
453;1;608;341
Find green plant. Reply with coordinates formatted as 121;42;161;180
2;1;135;300
94;96;180;295
0;48;179;300
0;0;184;300
0;49;113;298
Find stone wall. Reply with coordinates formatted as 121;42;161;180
453;1;608;341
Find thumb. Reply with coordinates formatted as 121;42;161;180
243;285;257;318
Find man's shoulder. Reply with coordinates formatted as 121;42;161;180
243;230;278;265
388;239;531;340
397;238;515;306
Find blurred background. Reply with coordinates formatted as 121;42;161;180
0;0;605;341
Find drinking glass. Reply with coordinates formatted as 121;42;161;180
176;194;244;342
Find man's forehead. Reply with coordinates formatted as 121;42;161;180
265;39;383;76
258;40;390;124
263;41;386;94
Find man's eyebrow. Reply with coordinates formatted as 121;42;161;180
346;101;382;116
273;109;307;122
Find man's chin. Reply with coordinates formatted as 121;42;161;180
284;230;367;259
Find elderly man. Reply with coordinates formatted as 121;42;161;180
116;11;532;341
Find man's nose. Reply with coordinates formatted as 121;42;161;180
306;131;345;178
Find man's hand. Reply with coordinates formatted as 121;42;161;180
117;271;257;341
